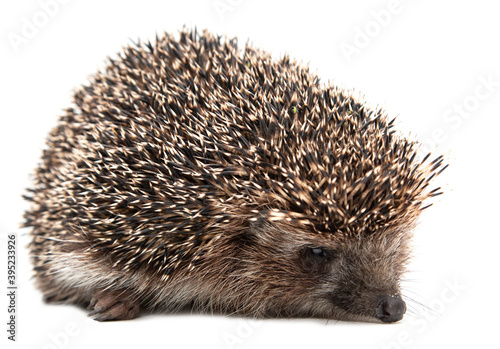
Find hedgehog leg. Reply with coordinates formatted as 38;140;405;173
88;289;140;321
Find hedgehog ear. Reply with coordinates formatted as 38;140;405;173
248;218;265;234
247;217;273;237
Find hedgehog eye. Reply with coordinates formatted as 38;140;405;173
301;246;334;272
308;247;329;259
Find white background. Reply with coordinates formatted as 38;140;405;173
1;0;499;348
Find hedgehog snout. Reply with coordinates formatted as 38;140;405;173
375;294;406;323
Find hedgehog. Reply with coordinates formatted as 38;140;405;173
24;28;446;323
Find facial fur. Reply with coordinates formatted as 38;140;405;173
186;219;411;322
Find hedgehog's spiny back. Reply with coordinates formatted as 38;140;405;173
25;29;446;279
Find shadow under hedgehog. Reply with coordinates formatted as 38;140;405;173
24;29;446;323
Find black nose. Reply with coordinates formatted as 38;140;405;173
375;294;406;323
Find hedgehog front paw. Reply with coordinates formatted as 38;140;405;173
88;289;140;321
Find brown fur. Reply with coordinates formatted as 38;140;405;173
24;29;446;322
